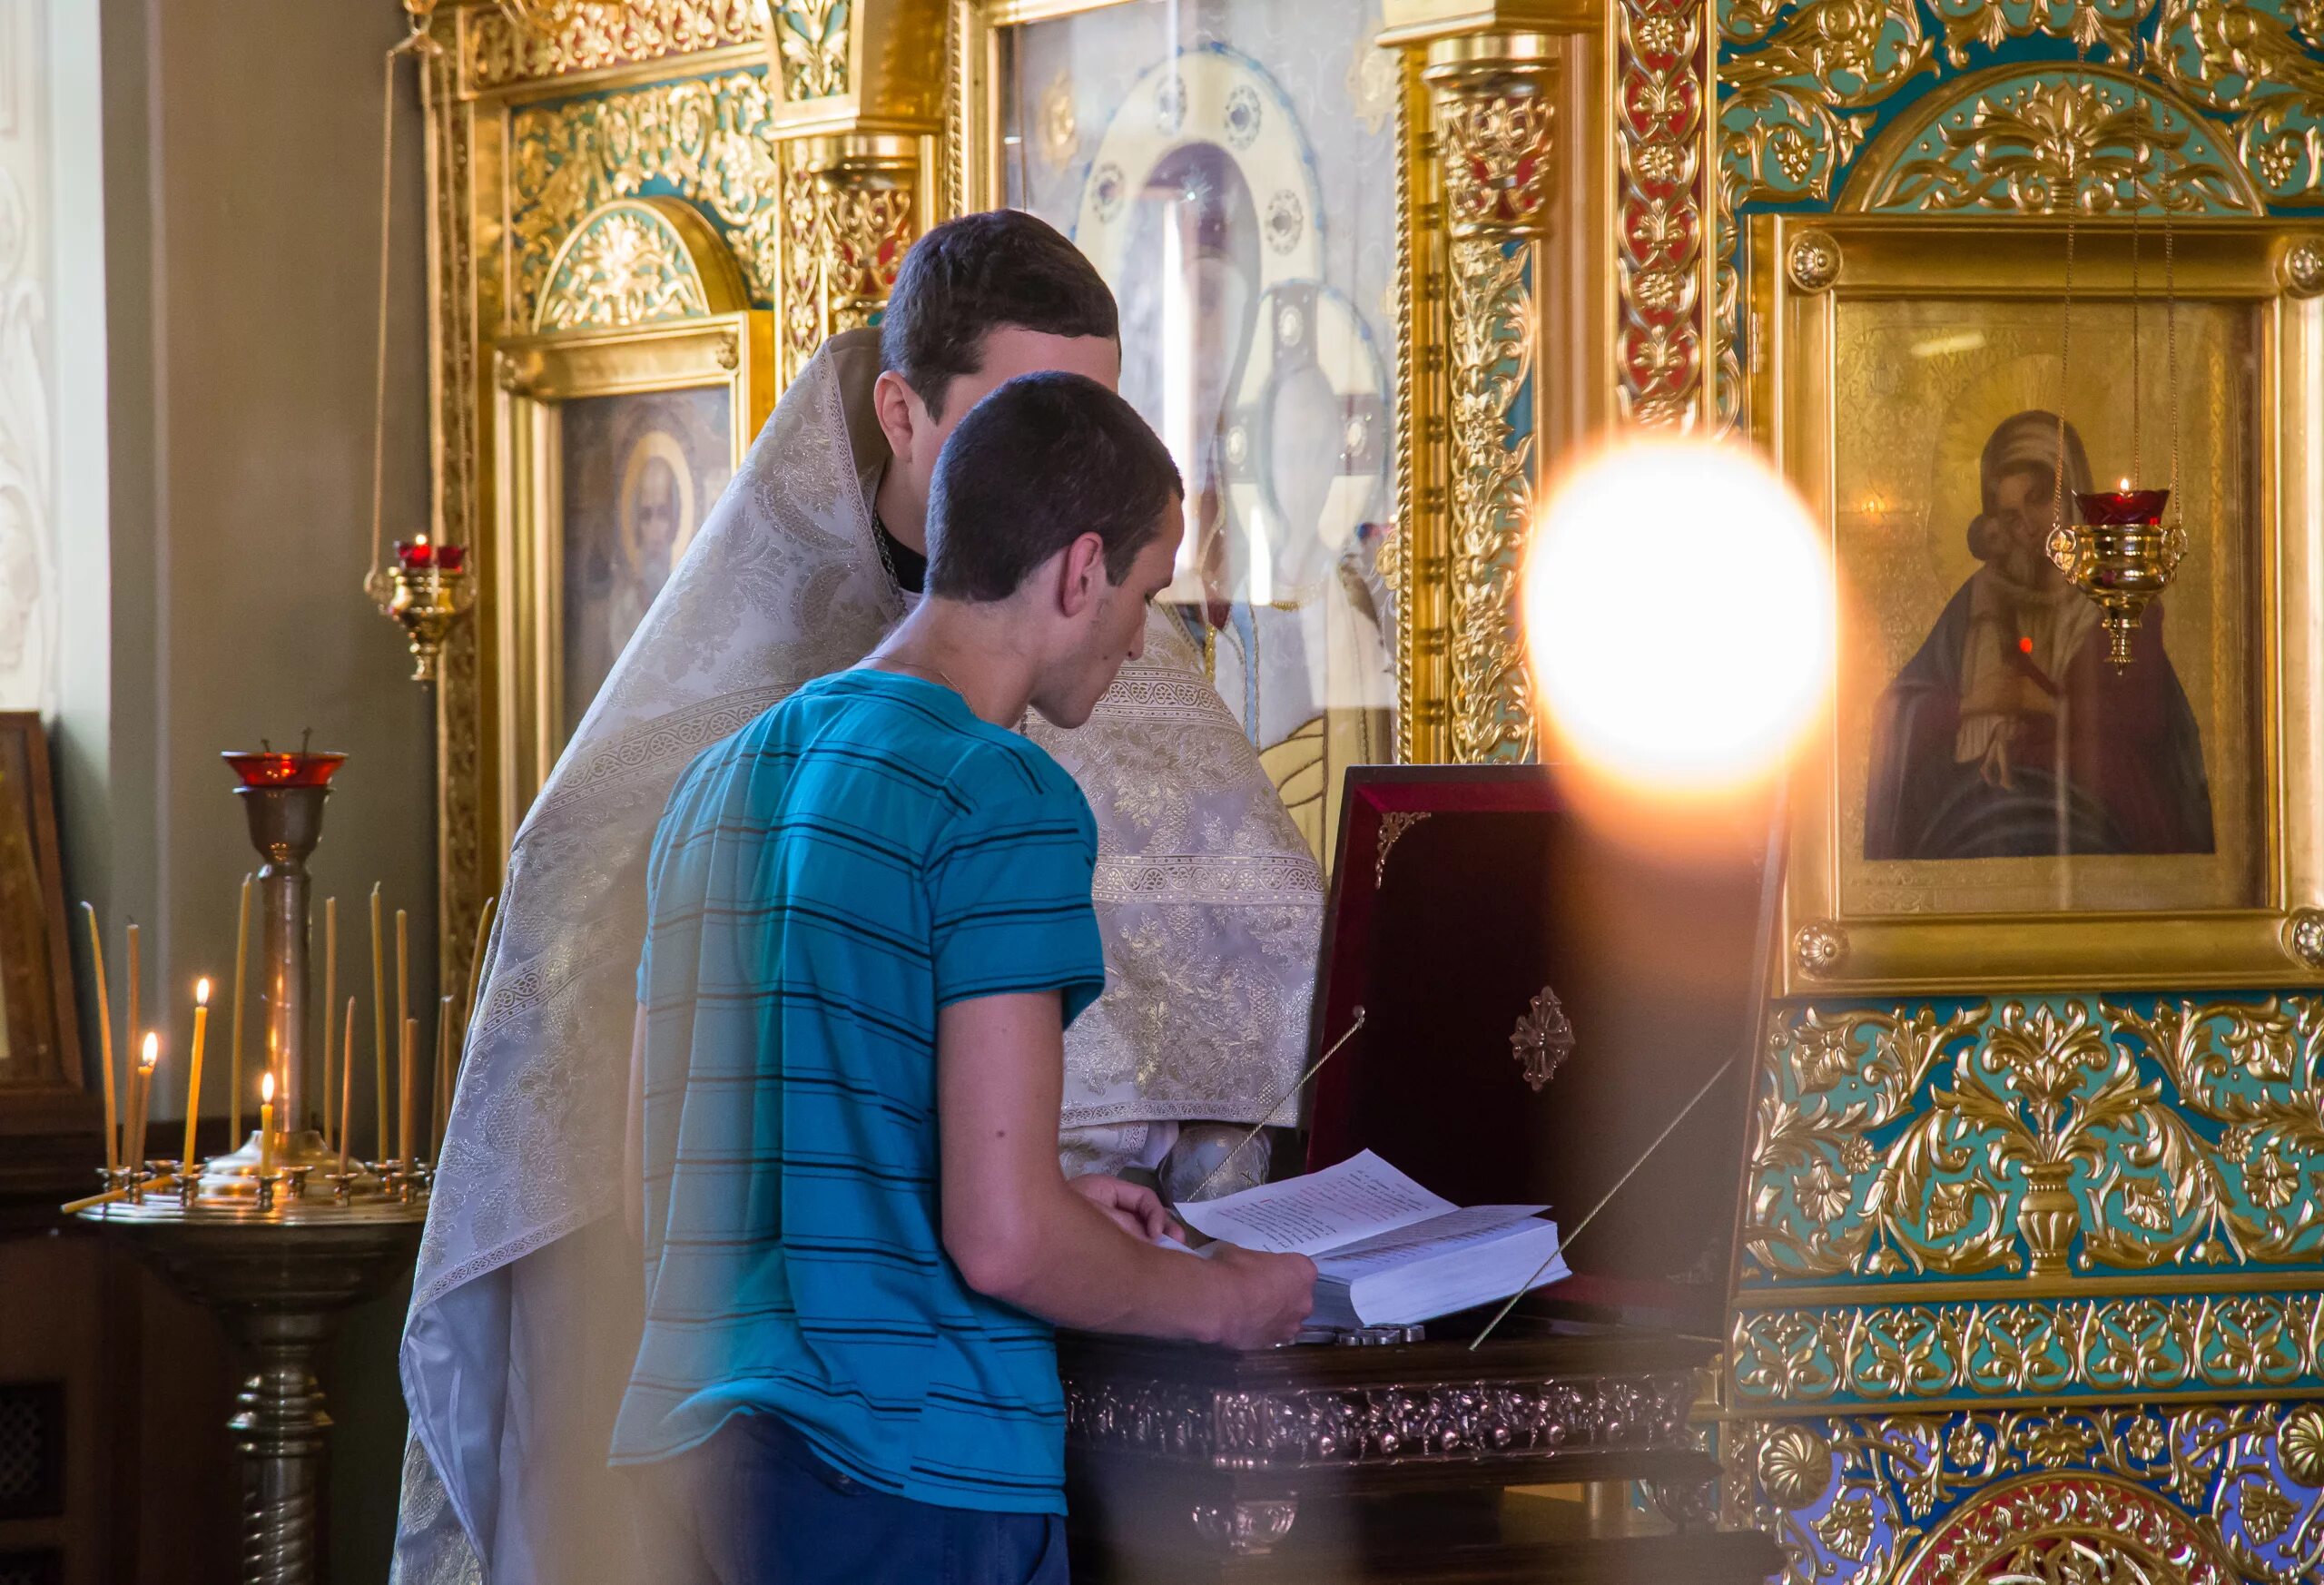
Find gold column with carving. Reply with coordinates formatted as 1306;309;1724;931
1383;5;1589;765
769;0;946;386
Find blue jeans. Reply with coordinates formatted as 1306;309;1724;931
651;1412;1069;1585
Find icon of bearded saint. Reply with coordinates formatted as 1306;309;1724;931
1863;409;2214;861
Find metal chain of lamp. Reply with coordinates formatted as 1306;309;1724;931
2043;30;2188;671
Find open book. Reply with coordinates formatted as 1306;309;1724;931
1176;1149;1571;1331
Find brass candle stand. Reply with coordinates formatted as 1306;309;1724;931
67;745;446;1585
77;1164;428;1585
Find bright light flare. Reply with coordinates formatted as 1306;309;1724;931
1523;434;1832;795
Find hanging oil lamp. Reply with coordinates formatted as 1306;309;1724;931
2043;56;2187;671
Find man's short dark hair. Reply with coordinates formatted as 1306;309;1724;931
881;212;1118;421
925;372;1182;604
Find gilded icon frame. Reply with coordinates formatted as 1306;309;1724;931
1751;213;2324;996
487;307;773;842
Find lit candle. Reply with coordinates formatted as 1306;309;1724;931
132;1032;157;1172
321;896;338;1153
182;980;211;1171
338;997;356;1179
395;535;437;572
371;883;388;1161
259;1070;276;1175
231;873;251;1142
399;1016;418;1167
2075;477;2171;527
80;903;117;1172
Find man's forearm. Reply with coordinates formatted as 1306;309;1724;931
959;1181;1228;1343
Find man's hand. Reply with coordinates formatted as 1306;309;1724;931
1202;1245;1319;1349
1068;1174;1179;1243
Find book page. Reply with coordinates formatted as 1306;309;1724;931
1177;1149;1457;1256
1312;1205;1550;1278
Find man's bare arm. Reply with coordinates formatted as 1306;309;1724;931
938;991;1313;1348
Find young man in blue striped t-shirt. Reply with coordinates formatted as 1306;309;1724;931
613;370;1316;1584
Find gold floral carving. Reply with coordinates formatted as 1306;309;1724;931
510;73;780;329
1510;986;1576;1091
1787;227;1843;291
1618;0;1709;426
426;19;487;991
773;0;850;101
535;202;714;331
2287;240;2324;300
1793;920;1850;978
1730;1291;2319;1406
1921;0;2155;70
1732;1406;2315;1585
1746;997;2324;1281
465;0;768;91
1429;48;1551;764
2158;0;2324;206
1854;70;2264;213
2290;905;2324;964
778;136;920;381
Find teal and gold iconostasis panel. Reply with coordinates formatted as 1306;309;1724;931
1718;5;2324;1582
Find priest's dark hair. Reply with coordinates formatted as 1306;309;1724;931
925;371;1182;604
881;210;1119;421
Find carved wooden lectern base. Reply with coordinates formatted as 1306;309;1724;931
1058;1324;1781;1584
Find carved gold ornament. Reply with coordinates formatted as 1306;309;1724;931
535;202;714;331
510;74;781;327
1509;987;1576;1092
1733;1406;2319;1585
1744;996;2324;1282
2281;237;2324;298
1617;0;1708;426
1758;1423;1835;1508
467;0;769;91
1792;921;1848;979
1786;227;1842;292
1426;40;1554;764
1856;70;2263;214
1372;810;1431;890
773;0;849;101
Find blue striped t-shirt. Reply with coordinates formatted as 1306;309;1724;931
609;668;1107;1514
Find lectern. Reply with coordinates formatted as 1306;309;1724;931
1059;764;1785;1583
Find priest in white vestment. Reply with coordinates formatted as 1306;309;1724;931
391;212;1323;1583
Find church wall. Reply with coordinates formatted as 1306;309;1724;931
0;4;439;1582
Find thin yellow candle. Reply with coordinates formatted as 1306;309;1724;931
320;896;338;1153
79;903;117;1172
371;884;388;1161
182;980;211;1170
259;1069;275;1175
431;993;453;1159
338;997;356;1178
399;1016;417;1167
395;908;409;1079
231;873;251;1141
131;1032;156;1171
124;923;140;1110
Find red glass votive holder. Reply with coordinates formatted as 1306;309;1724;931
395;538;438;573
222;752;348;789
2073;488;2170;527
434;544;467;575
